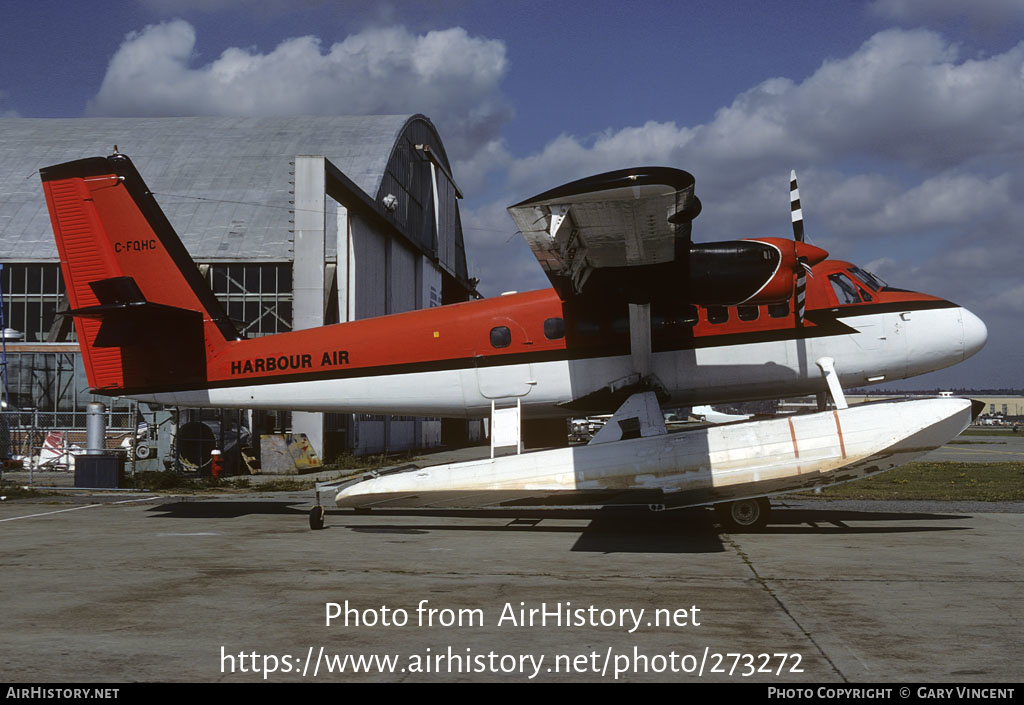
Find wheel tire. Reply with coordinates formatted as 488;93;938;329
715;497;770;532
135;443;151;459
309;505;325;530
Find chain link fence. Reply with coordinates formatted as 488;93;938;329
1;409;138;470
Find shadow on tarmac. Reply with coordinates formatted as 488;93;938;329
146;501;971;554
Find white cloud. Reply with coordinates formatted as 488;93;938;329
506;122;695;194
138;0;328;15
827;172;1013;238
506;28;1024;193
868;0;1024;31
0;90;19;117
476;27;1024;320
460;198;548;296
87;19;511;162
451;138;512;199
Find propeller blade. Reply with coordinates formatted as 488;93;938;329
795;263;807;326
790;169;804;243
790;170;811;325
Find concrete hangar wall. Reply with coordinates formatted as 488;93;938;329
0;115;479;459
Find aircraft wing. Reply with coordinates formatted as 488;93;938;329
507;167;701;301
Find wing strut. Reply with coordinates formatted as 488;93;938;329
588;391;666;445
628;302;652;381
815;356;848;410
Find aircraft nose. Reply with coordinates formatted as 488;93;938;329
961;308;987;361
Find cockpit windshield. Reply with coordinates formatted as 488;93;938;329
848;265;888;291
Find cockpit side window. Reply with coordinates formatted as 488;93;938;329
829;273;862;305
848;265;888;291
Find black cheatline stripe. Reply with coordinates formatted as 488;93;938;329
111;298;958;396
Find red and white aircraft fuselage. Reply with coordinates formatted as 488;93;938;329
38;155;986;420
133;279;986;418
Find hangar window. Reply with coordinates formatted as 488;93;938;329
573;318;601;337
543;317;565;340
490;326;512;348
209;263;292;336
1;263;66;343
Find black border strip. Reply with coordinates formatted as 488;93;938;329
109;300;958;396
511;166;697;206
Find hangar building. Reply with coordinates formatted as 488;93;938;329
0;115;479;461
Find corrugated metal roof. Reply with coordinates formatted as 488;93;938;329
0;115;418;261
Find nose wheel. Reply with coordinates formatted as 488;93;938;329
309;505;325;530
715;497;771;531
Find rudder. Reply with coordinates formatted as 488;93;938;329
41;153;238;394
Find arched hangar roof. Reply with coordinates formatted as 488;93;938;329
0;115;464;273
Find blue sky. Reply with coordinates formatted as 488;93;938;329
2;0;1023;389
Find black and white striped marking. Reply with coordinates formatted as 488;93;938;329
790;169;804;243
791;170;806;325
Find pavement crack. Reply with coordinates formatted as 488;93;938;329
724;534;849;683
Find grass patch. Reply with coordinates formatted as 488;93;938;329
809;462;1024;501
251;478;318;492
120;471;320;493
961;428;1020;437
323;451;417;473
124;471;201;491
0;483;51;499
123;471;261;493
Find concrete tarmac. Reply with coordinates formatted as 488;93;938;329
923;431;1024;463
1;492;1022;683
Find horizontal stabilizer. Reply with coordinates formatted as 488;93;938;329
65;276;204;349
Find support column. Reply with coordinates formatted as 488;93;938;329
291;156;326;458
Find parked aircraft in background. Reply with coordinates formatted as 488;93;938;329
690;405;753;424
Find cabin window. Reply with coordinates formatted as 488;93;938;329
653;306;699;332
768;302;789;318
490;326;511;348
544;317;565;340
707;306;729;324
737;305;759;321
829;273;862;305
574;318;601;337
681;304;699;326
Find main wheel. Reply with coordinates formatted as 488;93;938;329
309;505;325;530
715;497;770;532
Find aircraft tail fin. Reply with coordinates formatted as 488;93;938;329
40;154;238;394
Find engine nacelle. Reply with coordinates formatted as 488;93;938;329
687;238;827;306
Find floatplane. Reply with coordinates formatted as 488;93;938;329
40;156;986;529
